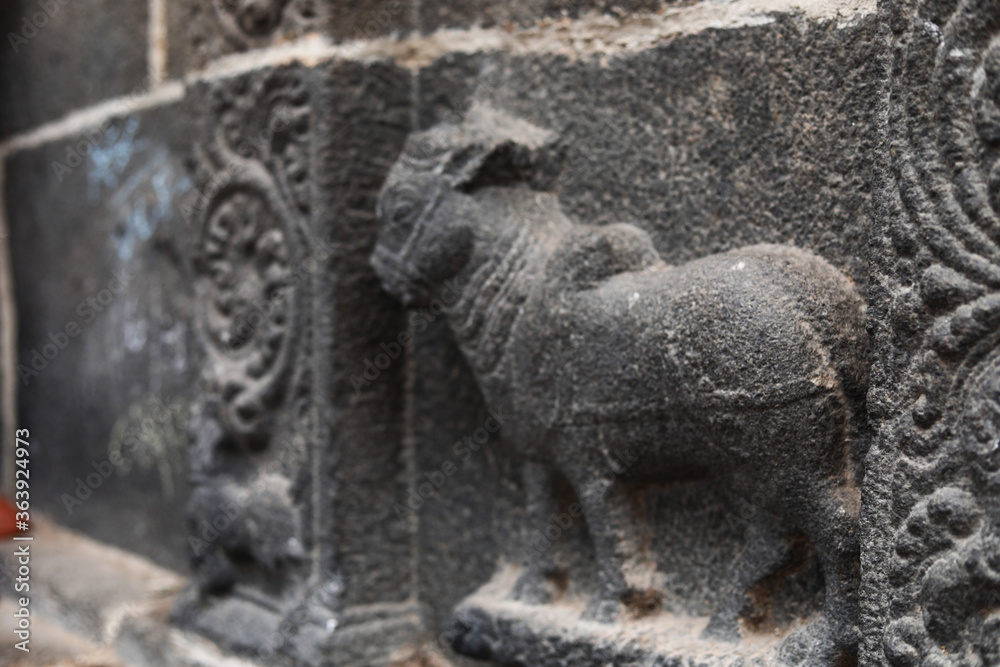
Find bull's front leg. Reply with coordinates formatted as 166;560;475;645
511;460;561;604
560;445;636;623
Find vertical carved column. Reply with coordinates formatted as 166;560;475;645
176;61;421;665
178;65;326;658
865;1;1000;663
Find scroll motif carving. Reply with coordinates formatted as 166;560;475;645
867;1;1000;663
198;190;294;439
186;69;313;594
211;0;322;48
193;69;311;446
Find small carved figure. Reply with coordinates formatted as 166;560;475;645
373;107;869;659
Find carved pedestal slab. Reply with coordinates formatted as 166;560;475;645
448;567;796;666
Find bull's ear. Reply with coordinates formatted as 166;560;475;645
441;105;559;191
444;140;536;191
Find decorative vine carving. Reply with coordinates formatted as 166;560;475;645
869;1;1000;663
191;69;312;447
182;68;316;602
211;0;322;49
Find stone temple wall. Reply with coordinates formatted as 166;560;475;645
2;0;1000;665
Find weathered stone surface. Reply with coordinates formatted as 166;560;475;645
180;64;321;609
0;0;149;138
165;0;417;78
328;1;415;43
376;102;868;662
408;317;513;637
320;59;414;609
166;0;326;78
448;569;779;666
417;17;879;288
4;103;198;572
389;12;882;665
16;0;1000;665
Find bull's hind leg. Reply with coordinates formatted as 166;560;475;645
779;484;861;663
512;461;562;604
702;511;796;641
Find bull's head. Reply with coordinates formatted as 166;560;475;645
373;105;553;307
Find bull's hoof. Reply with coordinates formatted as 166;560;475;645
510;572;553;605
582;596;623;624
776;617;857;667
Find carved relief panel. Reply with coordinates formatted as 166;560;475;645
177;61;421;666
374;104;869;666
865;1;1000;664
390;35;885;664
166;6;1000;665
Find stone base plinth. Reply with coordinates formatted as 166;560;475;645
446;567;844;667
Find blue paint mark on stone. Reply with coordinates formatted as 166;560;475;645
88;117;148;206
88;118;193;262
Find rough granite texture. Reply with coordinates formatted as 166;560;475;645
164;0;684;78
418;0;665;32
374;101;869;663
165;0;330;77
862;0;1000;665
405;15;880;664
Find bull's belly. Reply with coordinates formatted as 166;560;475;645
540;387;848;495
545;416;716;482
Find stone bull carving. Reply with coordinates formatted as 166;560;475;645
372;107;870;660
